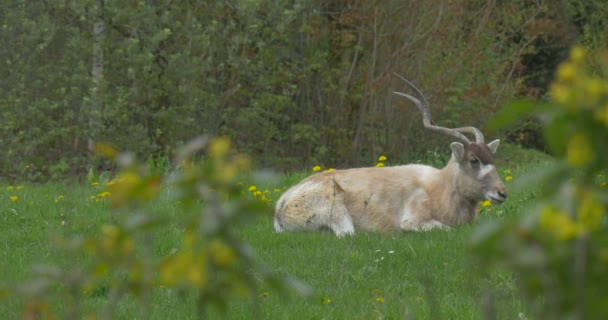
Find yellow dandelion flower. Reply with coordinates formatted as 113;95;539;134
248;186;257;192
16;185;23;190
273;188;281;193
324;168;335;172
10;195;18;202
376;163;385;167
375;297;384;303
505;176;513;182
254;191;262;197
260;292;269;298
481;200;492;207
378;155;387;162
106;180;116;187
504;169;512;175
313;165;321;172
322;297;332;305
98;191;111;198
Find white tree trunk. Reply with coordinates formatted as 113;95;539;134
89;0;104;152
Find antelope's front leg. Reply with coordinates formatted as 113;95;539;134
400;216;451;232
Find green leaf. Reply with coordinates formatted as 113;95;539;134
488;99;540;131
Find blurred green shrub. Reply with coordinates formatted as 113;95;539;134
6;136;308;319
471;46;608;319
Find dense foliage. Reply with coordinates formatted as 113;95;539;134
472;46;608;319
2;0;606;180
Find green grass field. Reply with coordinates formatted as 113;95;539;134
0;145;551;319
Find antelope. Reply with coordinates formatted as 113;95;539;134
274;75;507;236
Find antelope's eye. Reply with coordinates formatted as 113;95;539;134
469;158;480;165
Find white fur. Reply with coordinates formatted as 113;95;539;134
477;164;495;179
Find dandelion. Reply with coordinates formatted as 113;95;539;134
248;186;257;192
55;195;64;203
16;185;23;190
378;155;387;162
481;200;492;207
324;168;335;172
376;163;385;167
375;297;384;303
106;180;116;187
313;165;321;172
254;191;262;197
260;292;269;298
506;176;513;182
10;195;18;202
322;297;332;305
273;188;281;193
98;191;111;198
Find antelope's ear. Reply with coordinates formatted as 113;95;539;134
450;142;465;161
487;139;500;154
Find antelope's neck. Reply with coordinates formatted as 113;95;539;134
430;159;478;224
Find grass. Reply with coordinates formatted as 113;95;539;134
0;144;552;319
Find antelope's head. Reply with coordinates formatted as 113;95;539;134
393;74;507;204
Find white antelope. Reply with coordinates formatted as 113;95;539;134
274;75;507;236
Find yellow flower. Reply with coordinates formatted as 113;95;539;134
569;45;585;64
10;195;18;202
594;106;608;126
481;200;492;207
376;163;385;167
106;180;116;187
577;191;604;232
98;191;111;198
556;62;576;82
55;195;64;203
248;186;257;192
254;191;262;196
504;169;511;175
260;292;269;298
208;239;236;267
550;83;571;105
375;297;384;303
16;185;23;190
567;133;593;167
313;165;321;172
324;168;335;172
6;186;14;191
322;297;332;305
274;188;281;193
540;207;581;241
378;155;387;162
505;176;513;182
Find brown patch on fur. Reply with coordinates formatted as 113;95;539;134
466;143;494;164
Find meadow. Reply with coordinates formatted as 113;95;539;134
0;145;551;319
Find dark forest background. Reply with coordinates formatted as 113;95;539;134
1;0;606;180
